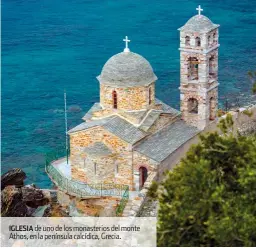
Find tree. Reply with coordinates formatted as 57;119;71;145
157;114;256;246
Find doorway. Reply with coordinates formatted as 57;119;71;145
139;167;148;190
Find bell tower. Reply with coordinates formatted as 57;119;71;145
178;5;220;130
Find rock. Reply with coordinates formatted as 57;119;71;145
1;185;28;217
1;168;26;190
32;205;50;217
21;186;49;208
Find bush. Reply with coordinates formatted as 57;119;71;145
157;117;256;246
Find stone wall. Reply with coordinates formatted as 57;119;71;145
132;151;158;191
122;171;158;217
179;24;219;130
158;105;256;181
100;82;155;111
180;86;218;129
69;127;133;188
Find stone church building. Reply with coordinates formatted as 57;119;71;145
67;7;220;192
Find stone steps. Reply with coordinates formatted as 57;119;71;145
122;200;133;216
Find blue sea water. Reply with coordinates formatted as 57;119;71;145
2;0;256;188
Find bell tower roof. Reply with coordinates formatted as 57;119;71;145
178;5;219;33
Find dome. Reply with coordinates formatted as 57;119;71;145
179;15;219;32
97;52;157;87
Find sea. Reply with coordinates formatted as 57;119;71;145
2;0;256;188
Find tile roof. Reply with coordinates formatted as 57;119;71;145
102;116;147;144
97;52;157;87
134;120;200;162
82;103;102;120
68;115;146;144
139;110;162;131
68;117;113;134
155;98;181;116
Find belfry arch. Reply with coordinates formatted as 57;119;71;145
209;97;216;120
187;98;199;114
187;57;199;80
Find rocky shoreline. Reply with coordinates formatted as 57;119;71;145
1;168;68;217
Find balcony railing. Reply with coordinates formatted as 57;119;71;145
45;150;129;215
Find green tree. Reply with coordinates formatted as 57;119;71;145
157;115;256;246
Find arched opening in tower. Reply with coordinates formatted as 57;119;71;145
112;90;117;109
213;32;217;45
208;35;212;46
209;97;216;120
209;56;215;78
185;36;190;46
187;57;199;80
195;37;201;47
188;98;198;114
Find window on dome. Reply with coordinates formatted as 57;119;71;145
149;87;152;105
188;98;198;114
195;37;201;47
115;163;119;176
185;36;190;46
112;90;117;109
94;162;97;175
187;57;199;80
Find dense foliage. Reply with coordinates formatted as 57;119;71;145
157;115;256;246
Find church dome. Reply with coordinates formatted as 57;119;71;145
97;52;157;87
179;15;219;32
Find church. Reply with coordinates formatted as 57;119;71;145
53;6;220;192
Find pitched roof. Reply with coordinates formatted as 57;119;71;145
68;117;113;134
68;115;147;144
179;15;219;33
134;120;200;162
82;103;102;121
139;110;162;131
155;98;181;116
102;116;147;144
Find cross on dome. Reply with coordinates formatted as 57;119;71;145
123;36;131;53
196;5;203;16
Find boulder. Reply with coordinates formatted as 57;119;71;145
21;186;49;208
1;168;26;190
1;185;28;217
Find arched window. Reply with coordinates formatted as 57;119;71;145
195;37;201;47
115;163;119;176
188;98;198;114
208;35;211;46
149;87;152;105
112;90;117;109
94;162;97;175
209;56;215;77
187;57;199;80
213;32;216;44
209;97;215;120
185;36;190;46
